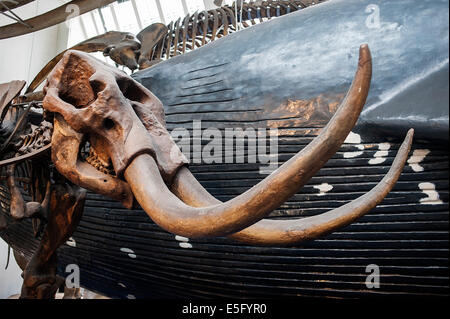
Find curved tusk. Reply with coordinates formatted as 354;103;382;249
171;129;414;245
124;44;372;238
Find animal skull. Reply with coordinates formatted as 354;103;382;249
42;46;414;245
43;50;187;208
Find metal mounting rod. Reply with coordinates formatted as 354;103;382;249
0;1;32;28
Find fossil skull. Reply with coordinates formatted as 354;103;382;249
42;46;414;245
43;50;187;208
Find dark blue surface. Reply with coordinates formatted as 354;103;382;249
133;0;449;141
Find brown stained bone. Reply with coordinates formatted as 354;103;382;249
26;31;141;94
102;34;141;71
10;248;80;299
13;249;28;271
40;44;409;245
137;23;169;70
42;45;386;240
0;102;33;154
0;80;26;122
15;91;45;104
16;120;53;155
0;144;51;168
5;164;50;221
122;45;373;238
43;50;187;207
20;182;86;299
51;114;134;208
0;211;6;231
171;129;414;245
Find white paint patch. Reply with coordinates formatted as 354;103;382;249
175;235;189;242
127;294;136;299
343;132;364;158
344;144;364;158
407;149;430;172
313;183;333;196
118;283;126;288
344;131;362;144
175;235;193;249
120;248;137;259
369;143;390;165
418;182;443;205
65;237;76;247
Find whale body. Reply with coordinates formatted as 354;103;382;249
133;0;449;141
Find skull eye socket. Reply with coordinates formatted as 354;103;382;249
90;79;106;94
117;78;148;103
103;118;115;130
59;86;96;108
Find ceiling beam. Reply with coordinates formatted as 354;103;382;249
0;1;32;28
0;0;34;13
0;0;117;40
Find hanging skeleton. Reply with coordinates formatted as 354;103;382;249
137;0;327;68
23;0;326;99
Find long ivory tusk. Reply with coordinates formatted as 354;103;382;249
171;129;414;245
124;45;372;238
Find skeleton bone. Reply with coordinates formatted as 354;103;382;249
171;129;413;244
26;31;141;94
6;163;51;221
41;44;413;242
135;1;326;69
19;182;86;299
